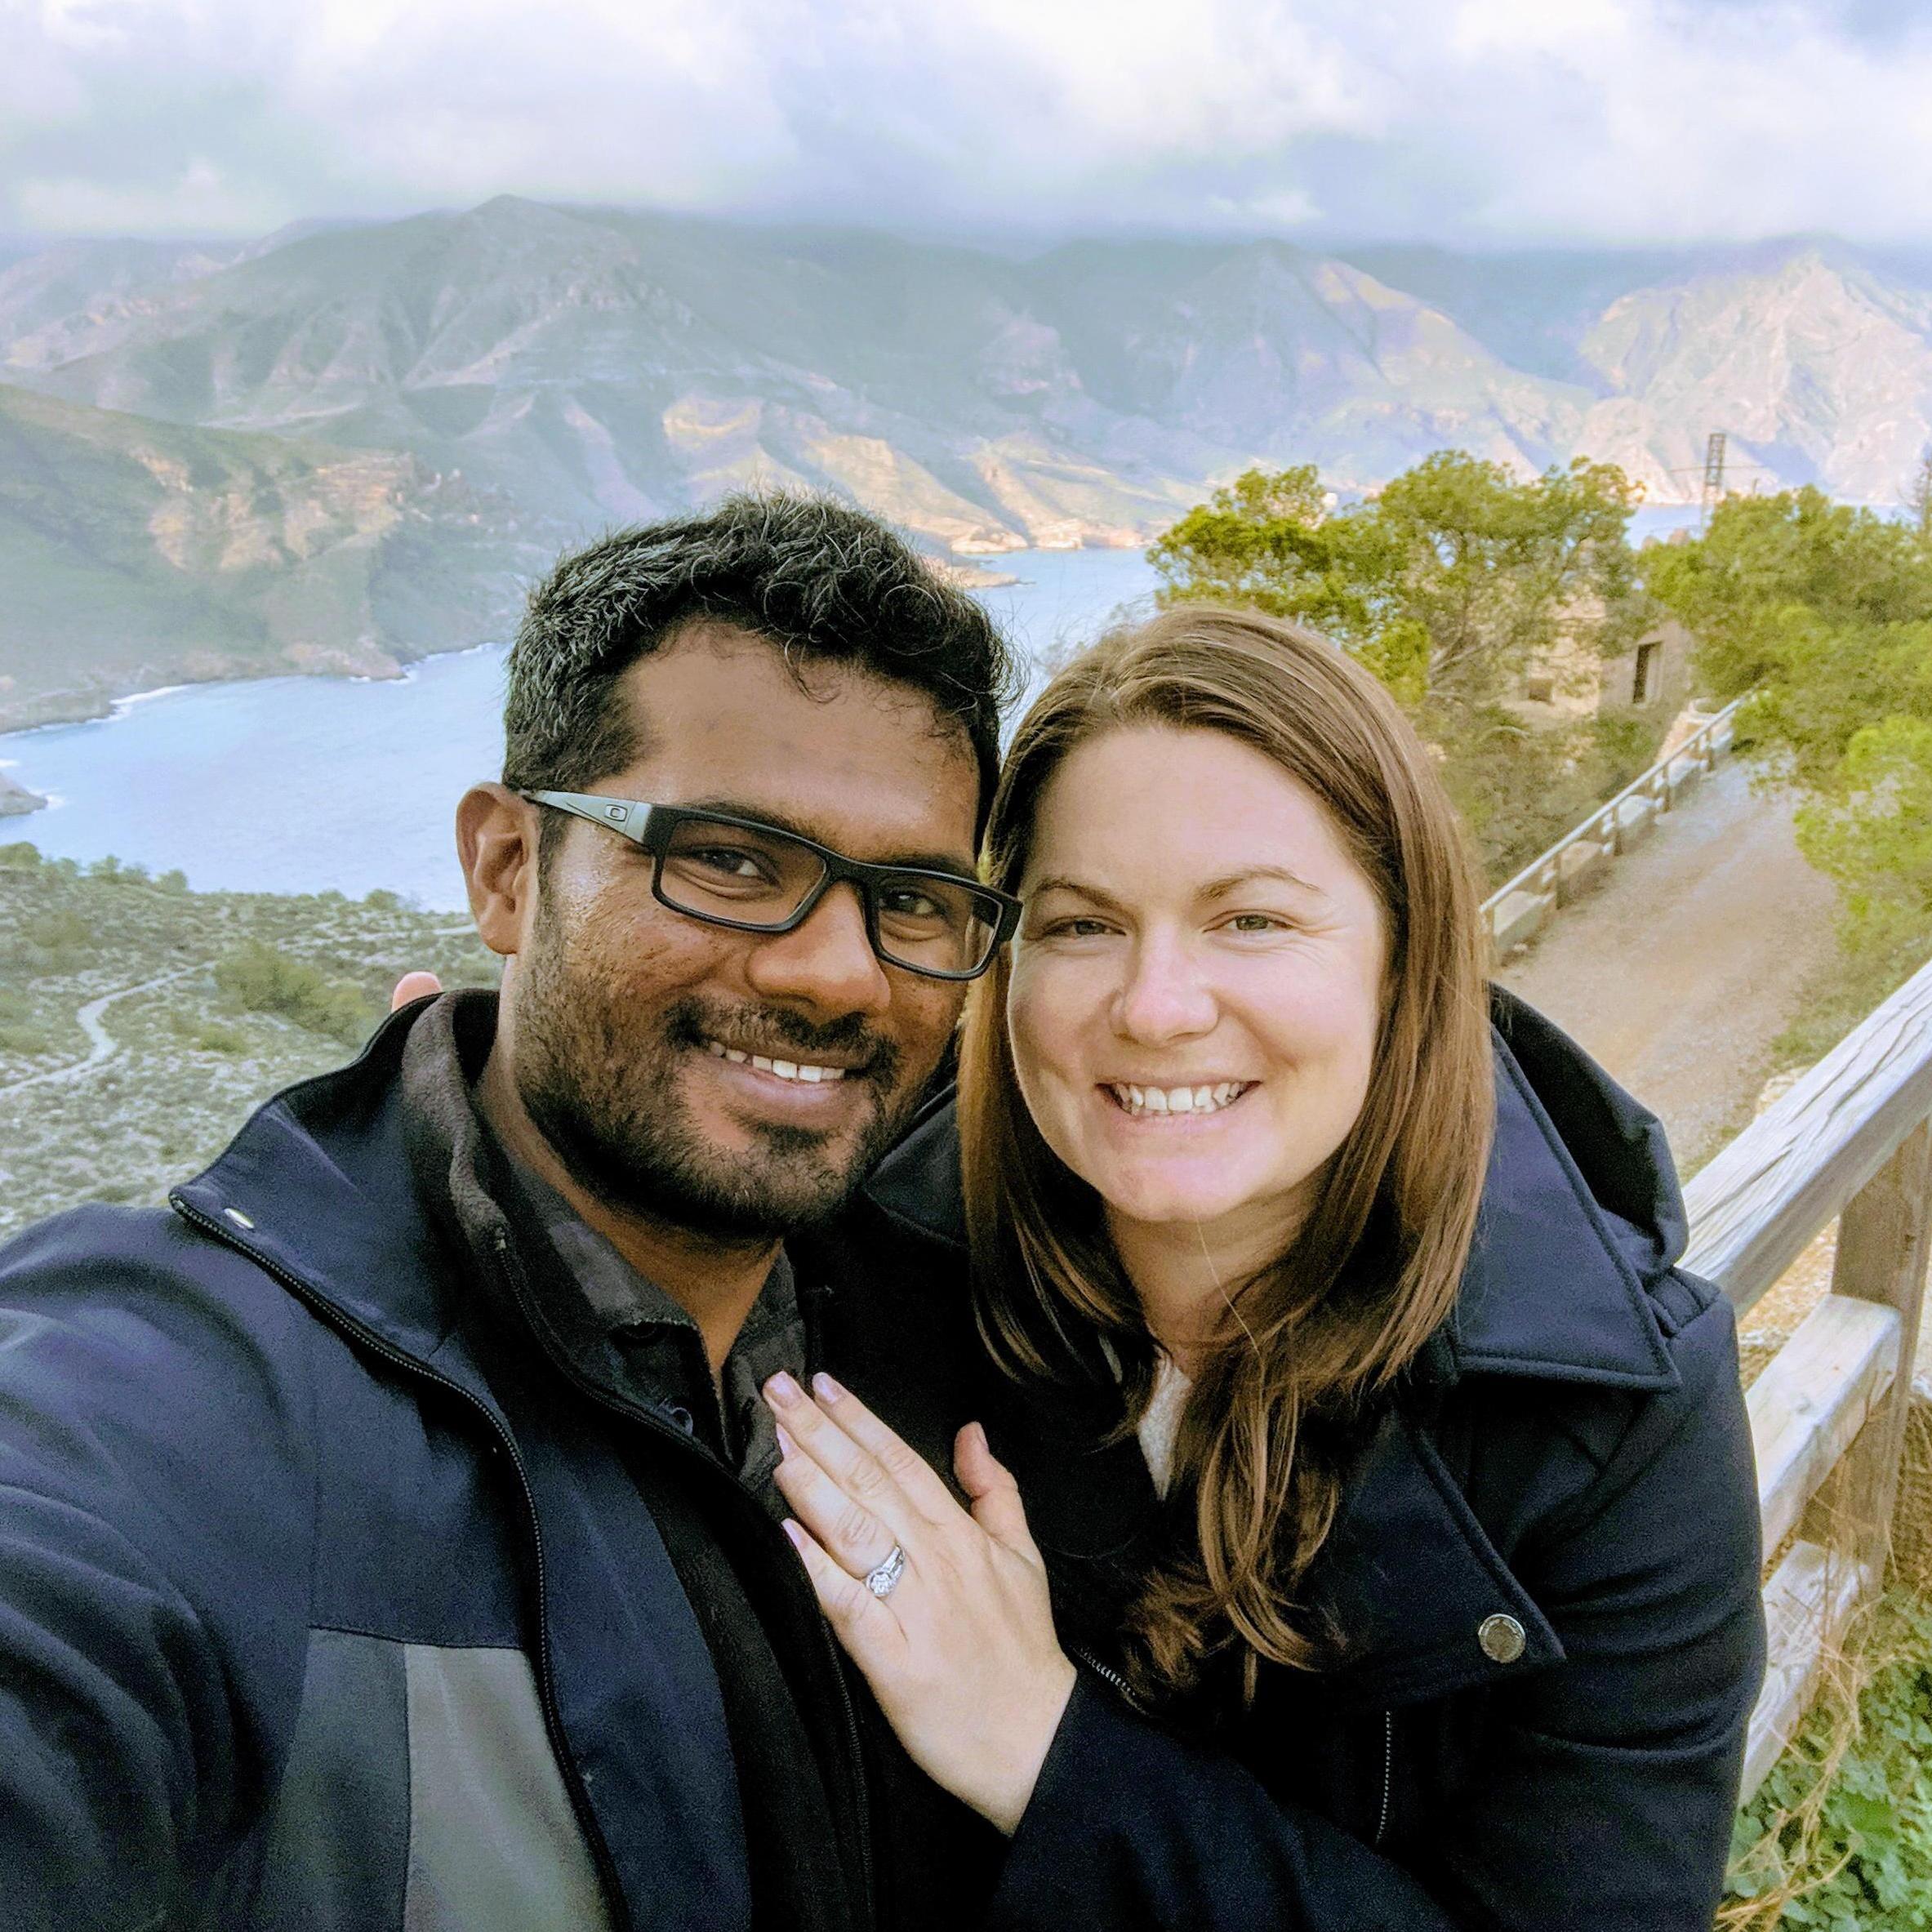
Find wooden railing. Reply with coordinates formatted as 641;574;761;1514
1483;697;1745;956
1682;954;1932;1799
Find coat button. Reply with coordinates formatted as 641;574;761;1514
1479;1614;1527;1663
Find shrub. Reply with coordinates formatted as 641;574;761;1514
213;942;380;1047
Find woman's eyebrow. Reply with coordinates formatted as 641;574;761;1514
1199;866;1324;900
1028;875;1128;911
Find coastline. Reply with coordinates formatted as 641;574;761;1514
0;636;508;741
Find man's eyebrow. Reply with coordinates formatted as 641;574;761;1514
675;798;977;879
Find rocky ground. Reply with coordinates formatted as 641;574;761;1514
0;845;496;1239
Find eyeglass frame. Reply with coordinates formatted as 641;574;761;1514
520;789;1024;982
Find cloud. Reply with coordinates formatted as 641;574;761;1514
2;0;1928;246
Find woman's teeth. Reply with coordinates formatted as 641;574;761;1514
704;1039;848;1084
1108;1081;1249;1119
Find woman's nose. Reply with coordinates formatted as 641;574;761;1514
1110;933;1218;1044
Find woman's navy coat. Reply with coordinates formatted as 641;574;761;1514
866;989;1767;1930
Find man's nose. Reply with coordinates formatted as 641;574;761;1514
743;880;893;1018
1111;930;1218;1044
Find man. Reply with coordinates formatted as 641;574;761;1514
0;494;1020;1930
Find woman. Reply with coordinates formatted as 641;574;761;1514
761;605;1765;1930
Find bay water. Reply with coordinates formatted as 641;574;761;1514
0;548;1160;911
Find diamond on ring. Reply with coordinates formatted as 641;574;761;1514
864;1543;907;1600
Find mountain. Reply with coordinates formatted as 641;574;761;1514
0;381;539;731
3;204;1932;726
0;200;1608;554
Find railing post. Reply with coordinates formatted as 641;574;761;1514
1801;1120;1932;1578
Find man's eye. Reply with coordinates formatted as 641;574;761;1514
685;846;776;884
1226;913;1288;933
880;888;946;921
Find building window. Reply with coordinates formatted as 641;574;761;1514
1632;639;1661;706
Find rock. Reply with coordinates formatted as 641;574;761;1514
0;771;47;817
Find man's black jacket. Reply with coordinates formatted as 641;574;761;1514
0;991;996;1932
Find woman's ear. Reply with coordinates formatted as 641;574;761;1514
456;784;541;959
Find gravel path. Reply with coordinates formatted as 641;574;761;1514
1496;759;1839;1174
0;966;203;1097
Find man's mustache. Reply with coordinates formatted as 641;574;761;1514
664;997;901;1084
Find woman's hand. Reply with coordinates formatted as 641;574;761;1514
762;1371;1076;1836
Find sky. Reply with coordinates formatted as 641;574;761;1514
1;0;1925;248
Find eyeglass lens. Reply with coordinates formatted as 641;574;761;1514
657;817;999;976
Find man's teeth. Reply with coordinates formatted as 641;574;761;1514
704;1039;847;1084
1110;1081;1248;1118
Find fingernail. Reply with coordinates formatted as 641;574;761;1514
781;1519;807;1552
776;1423;795;1459
967;1421;987;1453
812;1372;845;1403
766;1371;803;1405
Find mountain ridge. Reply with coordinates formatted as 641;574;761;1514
3;202;1930;731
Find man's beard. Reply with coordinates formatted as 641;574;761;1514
511;919;916;1241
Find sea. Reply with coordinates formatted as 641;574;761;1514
0;548;1162;911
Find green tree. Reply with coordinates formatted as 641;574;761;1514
1150;452;1656;879
1647;487;1932;1004
1151;452;1646;711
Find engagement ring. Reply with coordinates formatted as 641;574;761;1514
864;1543;907;1600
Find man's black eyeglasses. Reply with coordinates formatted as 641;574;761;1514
523;790;1022;982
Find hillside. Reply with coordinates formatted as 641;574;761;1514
0;382;543;730
0;843;498;1237
5;205;1932;727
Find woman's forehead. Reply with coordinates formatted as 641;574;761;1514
1024;723;1362;888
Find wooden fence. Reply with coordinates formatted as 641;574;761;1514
1483;697;1745;956
1682;953;1932;1800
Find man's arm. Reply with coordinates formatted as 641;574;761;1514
0;1208;315;1930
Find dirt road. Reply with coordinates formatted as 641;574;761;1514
1496;759;1839;1173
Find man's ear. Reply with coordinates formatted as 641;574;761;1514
458;783;541;958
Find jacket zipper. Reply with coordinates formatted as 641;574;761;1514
1066;1641;1149;1714
480;1226;877;1929
171;1197;625;1930
1375;1709;1394;1848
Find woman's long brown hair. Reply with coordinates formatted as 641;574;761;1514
959;606;1494;1703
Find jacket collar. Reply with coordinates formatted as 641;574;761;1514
169;992;506;1398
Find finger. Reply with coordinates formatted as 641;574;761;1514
391;972;443;1012
955;1422;1040;1560
762;1373;938;1530
781;1519;907;1673
798;1373;963;1526
772;1424;907;1584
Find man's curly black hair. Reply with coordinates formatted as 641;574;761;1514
502;493;1019;849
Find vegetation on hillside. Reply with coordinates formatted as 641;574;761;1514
1645;487;1932;1059
0;383;540;731
0;843;497;1236
1148;452;1663;882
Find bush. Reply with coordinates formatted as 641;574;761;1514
171;1010;248;1055
0;842;41;870
1725;1591;1932;1928
213;942;380;1047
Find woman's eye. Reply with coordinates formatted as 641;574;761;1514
1039;915;1112;938
1226;913;1289;934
